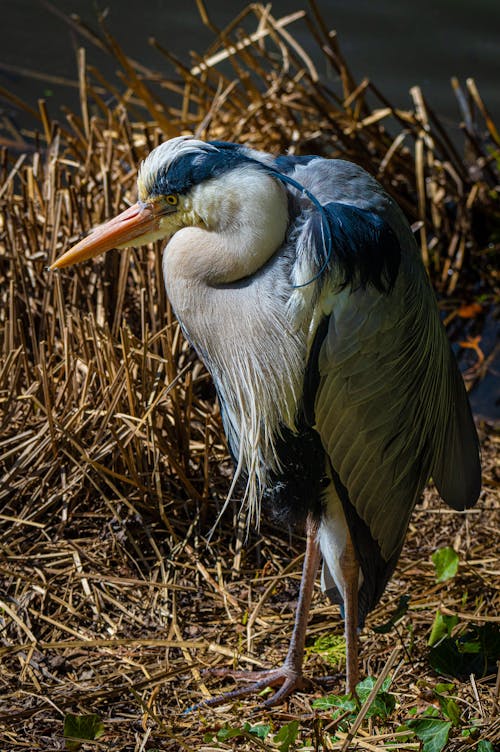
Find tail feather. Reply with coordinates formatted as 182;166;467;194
432;353;481;510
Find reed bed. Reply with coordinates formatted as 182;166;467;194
0;3;499;750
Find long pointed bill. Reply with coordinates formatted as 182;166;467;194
50;202;162;270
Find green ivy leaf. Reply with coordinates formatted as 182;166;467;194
434;682;455;694
477;741;495;752
432;683;461;726
274;720;300;752
441;698;461;726
355;676;395;720
459;639;482;654
394;724;415;743
312;693;358;715
356;676;392;696
63;713;104;750
421;706;441;718
460;725;479;738
432;547;459;582
249;724;271;739
313;676;395;723
406;718;452;752
217;723;251;740
428;611;459;646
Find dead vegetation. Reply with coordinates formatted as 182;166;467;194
0;3;499;750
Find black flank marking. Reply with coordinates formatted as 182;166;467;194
315;202;401;293
263;426;327;530
301;314;330;428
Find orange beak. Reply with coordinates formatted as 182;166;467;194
50;201;169;270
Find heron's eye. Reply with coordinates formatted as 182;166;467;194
165;194;178;206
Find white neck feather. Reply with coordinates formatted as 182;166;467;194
168;165;289;285
162;167;306;528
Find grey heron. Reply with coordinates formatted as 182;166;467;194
51;136;481;706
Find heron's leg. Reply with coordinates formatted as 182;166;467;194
189;514;320;709
282;513;321;672
341;531;359;694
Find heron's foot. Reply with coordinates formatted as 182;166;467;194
188;663;308;711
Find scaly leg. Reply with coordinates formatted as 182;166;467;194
190;514;321;709
340;530;360;694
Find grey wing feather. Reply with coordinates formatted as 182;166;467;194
431;352;481;509
314;249;481;566
292;157;480;617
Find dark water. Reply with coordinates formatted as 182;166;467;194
1;1;499;420
2;0;500;130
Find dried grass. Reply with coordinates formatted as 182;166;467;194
0;3;499;750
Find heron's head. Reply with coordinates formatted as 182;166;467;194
50;137;282;270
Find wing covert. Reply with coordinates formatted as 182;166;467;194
312;262;479;567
